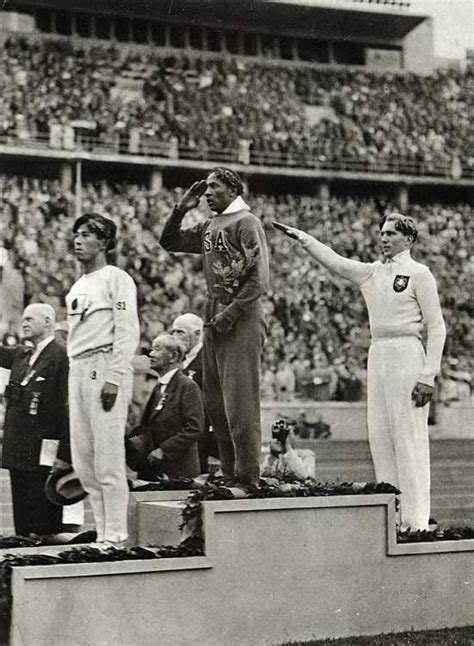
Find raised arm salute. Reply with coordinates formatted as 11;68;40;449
160;168;269;489
275;213;446;531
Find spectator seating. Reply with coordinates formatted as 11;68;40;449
1;36;472;176
1;173;471;400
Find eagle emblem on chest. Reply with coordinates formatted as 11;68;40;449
393;275;410;293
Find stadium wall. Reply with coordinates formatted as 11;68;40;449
403;16;435;74
260;401;474;442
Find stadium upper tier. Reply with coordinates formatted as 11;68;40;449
1;174;472;390
1;36;472;179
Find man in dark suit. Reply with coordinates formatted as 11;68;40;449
170;313;219;473
0;304;69;536
126;333;204;480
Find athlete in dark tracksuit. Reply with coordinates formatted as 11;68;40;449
160;168;269;487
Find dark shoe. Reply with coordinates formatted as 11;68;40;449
66;530;98;544
41;530;97;546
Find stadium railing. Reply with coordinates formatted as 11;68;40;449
1;133;472;180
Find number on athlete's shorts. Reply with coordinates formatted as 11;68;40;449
116;301;127;310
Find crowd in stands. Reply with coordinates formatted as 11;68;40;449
1;173;472;401
1;36;472;174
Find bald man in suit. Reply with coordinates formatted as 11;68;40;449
0;304;69;536
171;313;219;473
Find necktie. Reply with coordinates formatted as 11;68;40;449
19;347;35;384
148;382;166;415
156;382;167;408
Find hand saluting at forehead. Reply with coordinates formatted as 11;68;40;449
176;180;208;213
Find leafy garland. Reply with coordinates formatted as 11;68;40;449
397;526;474;543
0;537;203;641
179;477;474;544
0;535;45;550
129;476;195;492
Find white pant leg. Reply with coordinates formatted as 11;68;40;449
89;354;132;542
70;353;132;542
386;340;430;531
69;358;106;541
367;343;399;488
369;338;430;531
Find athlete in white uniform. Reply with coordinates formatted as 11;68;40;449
277;213;446;531
66;213;140;545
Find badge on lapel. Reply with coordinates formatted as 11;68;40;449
155;393;168;411
186;370;196;381
393;275;410;293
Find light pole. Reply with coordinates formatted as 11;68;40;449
75;157;82;217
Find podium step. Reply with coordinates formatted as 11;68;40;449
137;501;185;547
8;494;474;646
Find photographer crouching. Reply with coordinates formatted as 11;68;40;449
260;419;315;481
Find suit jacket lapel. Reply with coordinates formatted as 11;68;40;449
146;370;181;422
16;350;34;384
29;341;55;377
143;384;163;422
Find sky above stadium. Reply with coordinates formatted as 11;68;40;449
411;0;474;59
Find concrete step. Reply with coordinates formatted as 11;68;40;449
137;501;184;547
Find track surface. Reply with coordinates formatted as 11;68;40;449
1;440;473;534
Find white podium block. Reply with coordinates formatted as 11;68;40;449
128;489;191;545
8;494;474;646
137;501;185;547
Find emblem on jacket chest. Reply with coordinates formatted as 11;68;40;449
393;275;410;293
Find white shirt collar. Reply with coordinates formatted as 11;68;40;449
183;342;202;370
159;367;179;387
393;249;411;262
384;249;411;265
29;335;54;365
221;195;250;215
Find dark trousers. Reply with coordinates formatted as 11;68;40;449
198;427;219;473
9;468;63;536
202;302;266;487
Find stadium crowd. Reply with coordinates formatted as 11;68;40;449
1;36;472;174
1;173;472;401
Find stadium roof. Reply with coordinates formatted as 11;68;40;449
12;0;427;40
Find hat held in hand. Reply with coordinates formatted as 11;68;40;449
45;465;87;506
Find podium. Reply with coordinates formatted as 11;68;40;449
6;491;474;646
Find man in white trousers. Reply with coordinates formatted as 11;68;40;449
276;213;446;531
66;213;140;546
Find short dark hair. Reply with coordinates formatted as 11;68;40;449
73;213;117;252
379;212;418;243
208;167;244;196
